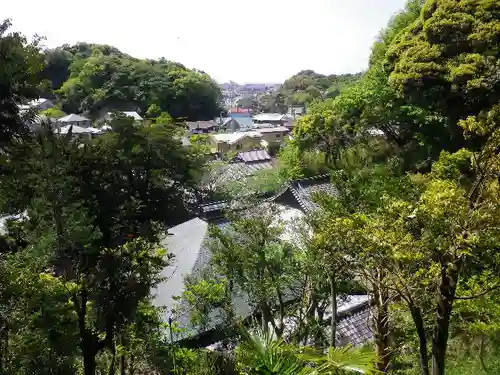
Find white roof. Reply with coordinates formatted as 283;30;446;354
123;111;143;120
257;126;289;134
18;98;52;110
59;125;101;134
107;111;143;121
58;113;90;122
253;113;285;122
212;131;261;144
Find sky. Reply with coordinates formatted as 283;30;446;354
4;0;408;83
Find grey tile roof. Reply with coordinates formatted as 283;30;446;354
186;120;218;131
291;179;338;212
58;113;90;122
154;218;252;341
336;307;373;347
209;161;274;187
237;150;271;163
153;195;372;347
270;175;337;213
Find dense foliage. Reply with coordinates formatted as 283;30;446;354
256;70;363;113
42;42;222;120
2;1;500;374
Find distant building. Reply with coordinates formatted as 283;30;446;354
211;131;262;153
19;98;55;111
255;126;289;144
229;108;253;116
252;113;286;125
103;111;143;122
57;114;92;128
211;127;289;154
58;125;103;141
186;120;218;134
287;105;306;118
218;117;241;132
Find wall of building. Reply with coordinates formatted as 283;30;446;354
213;136;261;153
260;131;287;143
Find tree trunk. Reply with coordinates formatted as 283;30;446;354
82;346;98;375
108;338;116;375
0;319;7;374
410;305;430;375
373;272;391;373
431;263;459;375
330;273;337;348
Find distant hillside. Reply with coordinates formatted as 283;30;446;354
255;70;363;113
41;43;222;120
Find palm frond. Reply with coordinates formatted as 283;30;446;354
300;345;378;375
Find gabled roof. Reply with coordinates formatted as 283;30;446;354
237;149;271;163
212;131;261;145
221;118;241;132
106;111;143;121
186;120;218;131
18;98;54;110
271;174;338;213
153;210;371;346
257;126;289;134
58;113;90;122
253;113;285;122
59;125;101;134
123;111;143;120
211;161;274;185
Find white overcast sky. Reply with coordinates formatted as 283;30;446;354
3;0;407;83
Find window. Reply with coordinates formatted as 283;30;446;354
276;134;281;138
236;143;242;150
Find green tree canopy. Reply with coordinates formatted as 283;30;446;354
41;43;222;120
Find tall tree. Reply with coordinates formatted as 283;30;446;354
0;19;45;147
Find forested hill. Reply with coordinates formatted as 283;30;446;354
281;70;363;103
256;70;363;112
41;43;222;120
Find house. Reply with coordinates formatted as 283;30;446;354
186;120;219;134
209;150;274;186
252;113;286;125
153;175;372;347
58;125;103;141
218;117;241;132
229;108;253;116
287;105;306;118
256;126;289;144
211;131;262;153
57;114;92;128
102;111;143;122
24;114;57;131
19;98;55;111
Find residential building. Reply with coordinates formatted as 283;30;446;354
153;175;372;347
19;98;55;111
211;131;262;153
218;117;241;132
57;114;92;128
186;120;218;134
102;111;143;122
252;113;286;125
58;125;103;141
287;105;306;118
208;150;274;186
255;126;289;144
25;114;57;131
229;107;253;116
